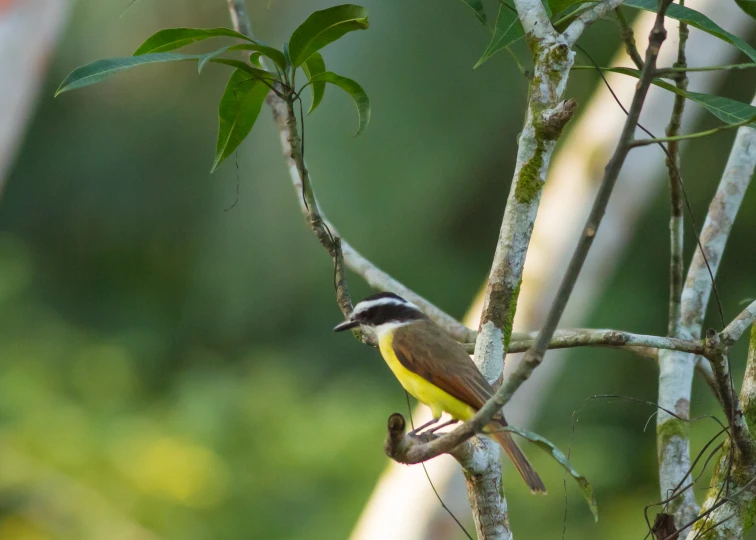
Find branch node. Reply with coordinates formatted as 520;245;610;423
384;413;409;460
538;99;578;140
387;412;405;436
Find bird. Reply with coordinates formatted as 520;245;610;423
334;291;545;493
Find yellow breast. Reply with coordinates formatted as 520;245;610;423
378;331;477;422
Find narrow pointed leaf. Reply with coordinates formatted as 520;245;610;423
134;27;253;55
459;0;487;24
283;42;292;69
499;425;598;522
197;44;287;74
208;58;275;81
589;66;756;125
198;46;232;73
301;52;326;114
306;72;370;136
624;0;756;62
474;6;524;69
288;4;369;68
245;43;287;72
212;69;270;171
56;53;200;96
249;52;264;67
229;43;287;72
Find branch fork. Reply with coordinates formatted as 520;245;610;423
384;413;474;464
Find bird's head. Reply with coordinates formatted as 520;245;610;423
333;292;427;336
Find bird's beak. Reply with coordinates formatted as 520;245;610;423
333;319;360;332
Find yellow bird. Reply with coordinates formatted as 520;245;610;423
334;292;545;493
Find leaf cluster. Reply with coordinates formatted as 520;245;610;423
463;0;756;129
56;4;372;171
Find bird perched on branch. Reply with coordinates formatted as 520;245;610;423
334;292;545;493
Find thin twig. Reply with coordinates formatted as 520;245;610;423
656;63;756;76
615;7;644;69
720;300;756;347
665;10;688;339
503;329;706;355
704;330;754;461
563;0;630;46
631;118;756;147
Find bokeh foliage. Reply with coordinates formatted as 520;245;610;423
1;0;755;538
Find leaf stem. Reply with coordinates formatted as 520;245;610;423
631;117;755;147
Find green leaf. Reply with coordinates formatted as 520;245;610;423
459;0;487;24
208;58;275;81
301;52;327;114
55;53;200;96
134;27;253;55
624;0;756;62
655;86;756;126
499;425;598;522
588;66;756;125
197;46;233;74
233;43;288;72
249;52;264;67
474;6;524;69
212;69;270;172
735;0;756;19
288;4;369;68
197;43;287;74
283;42;292;68
305;71;370;136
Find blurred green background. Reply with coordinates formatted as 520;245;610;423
1;0;755;538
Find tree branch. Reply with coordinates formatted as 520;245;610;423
684;328;756;539
384;412;477;464
491;0;675;429
226;0;252;37
656;63;756;76
378;0;671;495
563;0;629;47
704;330;754;460
659;91;756;531
487;328;721;402
615;7;644;69
506;329;705;355
665;11;688;339
225;0;475;344
514;0;557;40
721;301;756;348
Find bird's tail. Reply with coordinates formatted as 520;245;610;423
487;422;546;494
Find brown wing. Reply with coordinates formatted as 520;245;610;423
392;320;495;411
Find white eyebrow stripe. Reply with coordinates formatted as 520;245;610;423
353;297;420;315
354;298;406;312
